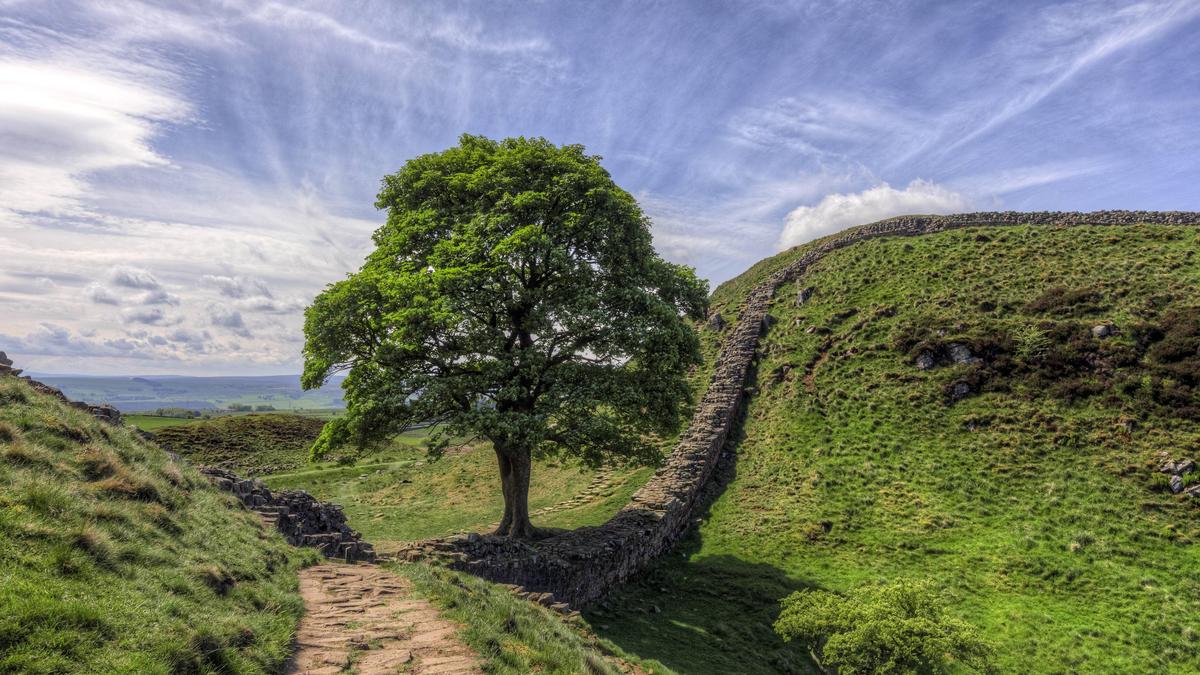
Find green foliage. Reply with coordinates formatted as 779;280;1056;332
0;377;316;672
302;134;707;534
774;580;994;674
1013;324;1050;361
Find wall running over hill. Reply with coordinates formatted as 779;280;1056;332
399;211;1200;608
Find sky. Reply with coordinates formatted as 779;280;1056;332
2;0;1198;376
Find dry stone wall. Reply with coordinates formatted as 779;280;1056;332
399;210;1200;608
200;467;377;562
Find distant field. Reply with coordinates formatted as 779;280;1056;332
30;373;347;413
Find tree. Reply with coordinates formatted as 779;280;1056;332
773;579;995;674
302;134;707;538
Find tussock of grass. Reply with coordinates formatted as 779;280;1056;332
0;376;318;673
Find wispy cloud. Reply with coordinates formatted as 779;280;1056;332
0;0;1197;375
943;0;1200;151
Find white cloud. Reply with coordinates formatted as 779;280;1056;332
140;289;180;306
778;179;973;249
120;307;179;326
202;274;273;299
109;265;161;290
208;306;252;338
85;283;122;305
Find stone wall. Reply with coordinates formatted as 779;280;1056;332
200;467;376;562
399;210;1200;608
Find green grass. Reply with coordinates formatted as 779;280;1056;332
591;224;1200;674
152;413;328;475
391;562;674;674
0;376;318;673
264;439;653;551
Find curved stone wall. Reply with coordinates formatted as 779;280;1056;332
402;211;1200;607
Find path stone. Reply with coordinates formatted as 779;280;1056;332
288;563;480;675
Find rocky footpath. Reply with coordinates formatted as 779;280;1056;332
200;467;376;562
397;210;1200;609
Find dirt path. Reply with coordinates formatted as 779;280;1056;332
287;563;481;675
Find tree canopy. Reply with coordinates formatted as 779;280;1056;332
302;134;707;537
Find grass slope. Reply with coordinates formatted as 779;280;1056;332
153;413;327;475
592;224;1200;674
0;376;317;673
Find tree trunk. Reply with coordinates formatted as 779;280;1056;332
493;448;514;535
491;443;537;538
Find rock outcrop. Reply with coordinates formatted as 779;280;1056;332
200;467;376;562
398;210;1200;608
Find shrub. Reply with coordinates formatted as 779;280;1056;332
1014;325;1050;361
773;579;995;674
1023;286;1105;317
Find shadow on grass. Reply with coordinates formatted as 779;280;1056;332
585;547;818;675
584;363;822;675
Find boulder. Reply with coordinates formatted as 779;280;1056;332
947;343;980;365
796;287;814;307
1169;475;1184;494
706;312;726;331
915;351;936;371
950;382;973;401
1091;324;1114;338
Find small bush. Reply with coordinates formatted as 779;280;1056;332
1024;287;1105;317
774;579;995;674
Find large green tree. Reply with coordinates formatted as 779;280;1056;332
302;135;707;538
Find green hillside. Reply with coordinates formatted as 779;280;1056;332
0;376;317;673
153;413;328;475
591;223;1200;673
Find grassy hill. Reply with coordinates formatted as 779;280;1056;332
0;376;318;673
587;223;1200;673
153;413;328;475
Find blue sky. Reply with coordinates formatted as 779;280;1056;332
2;0;1198;375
